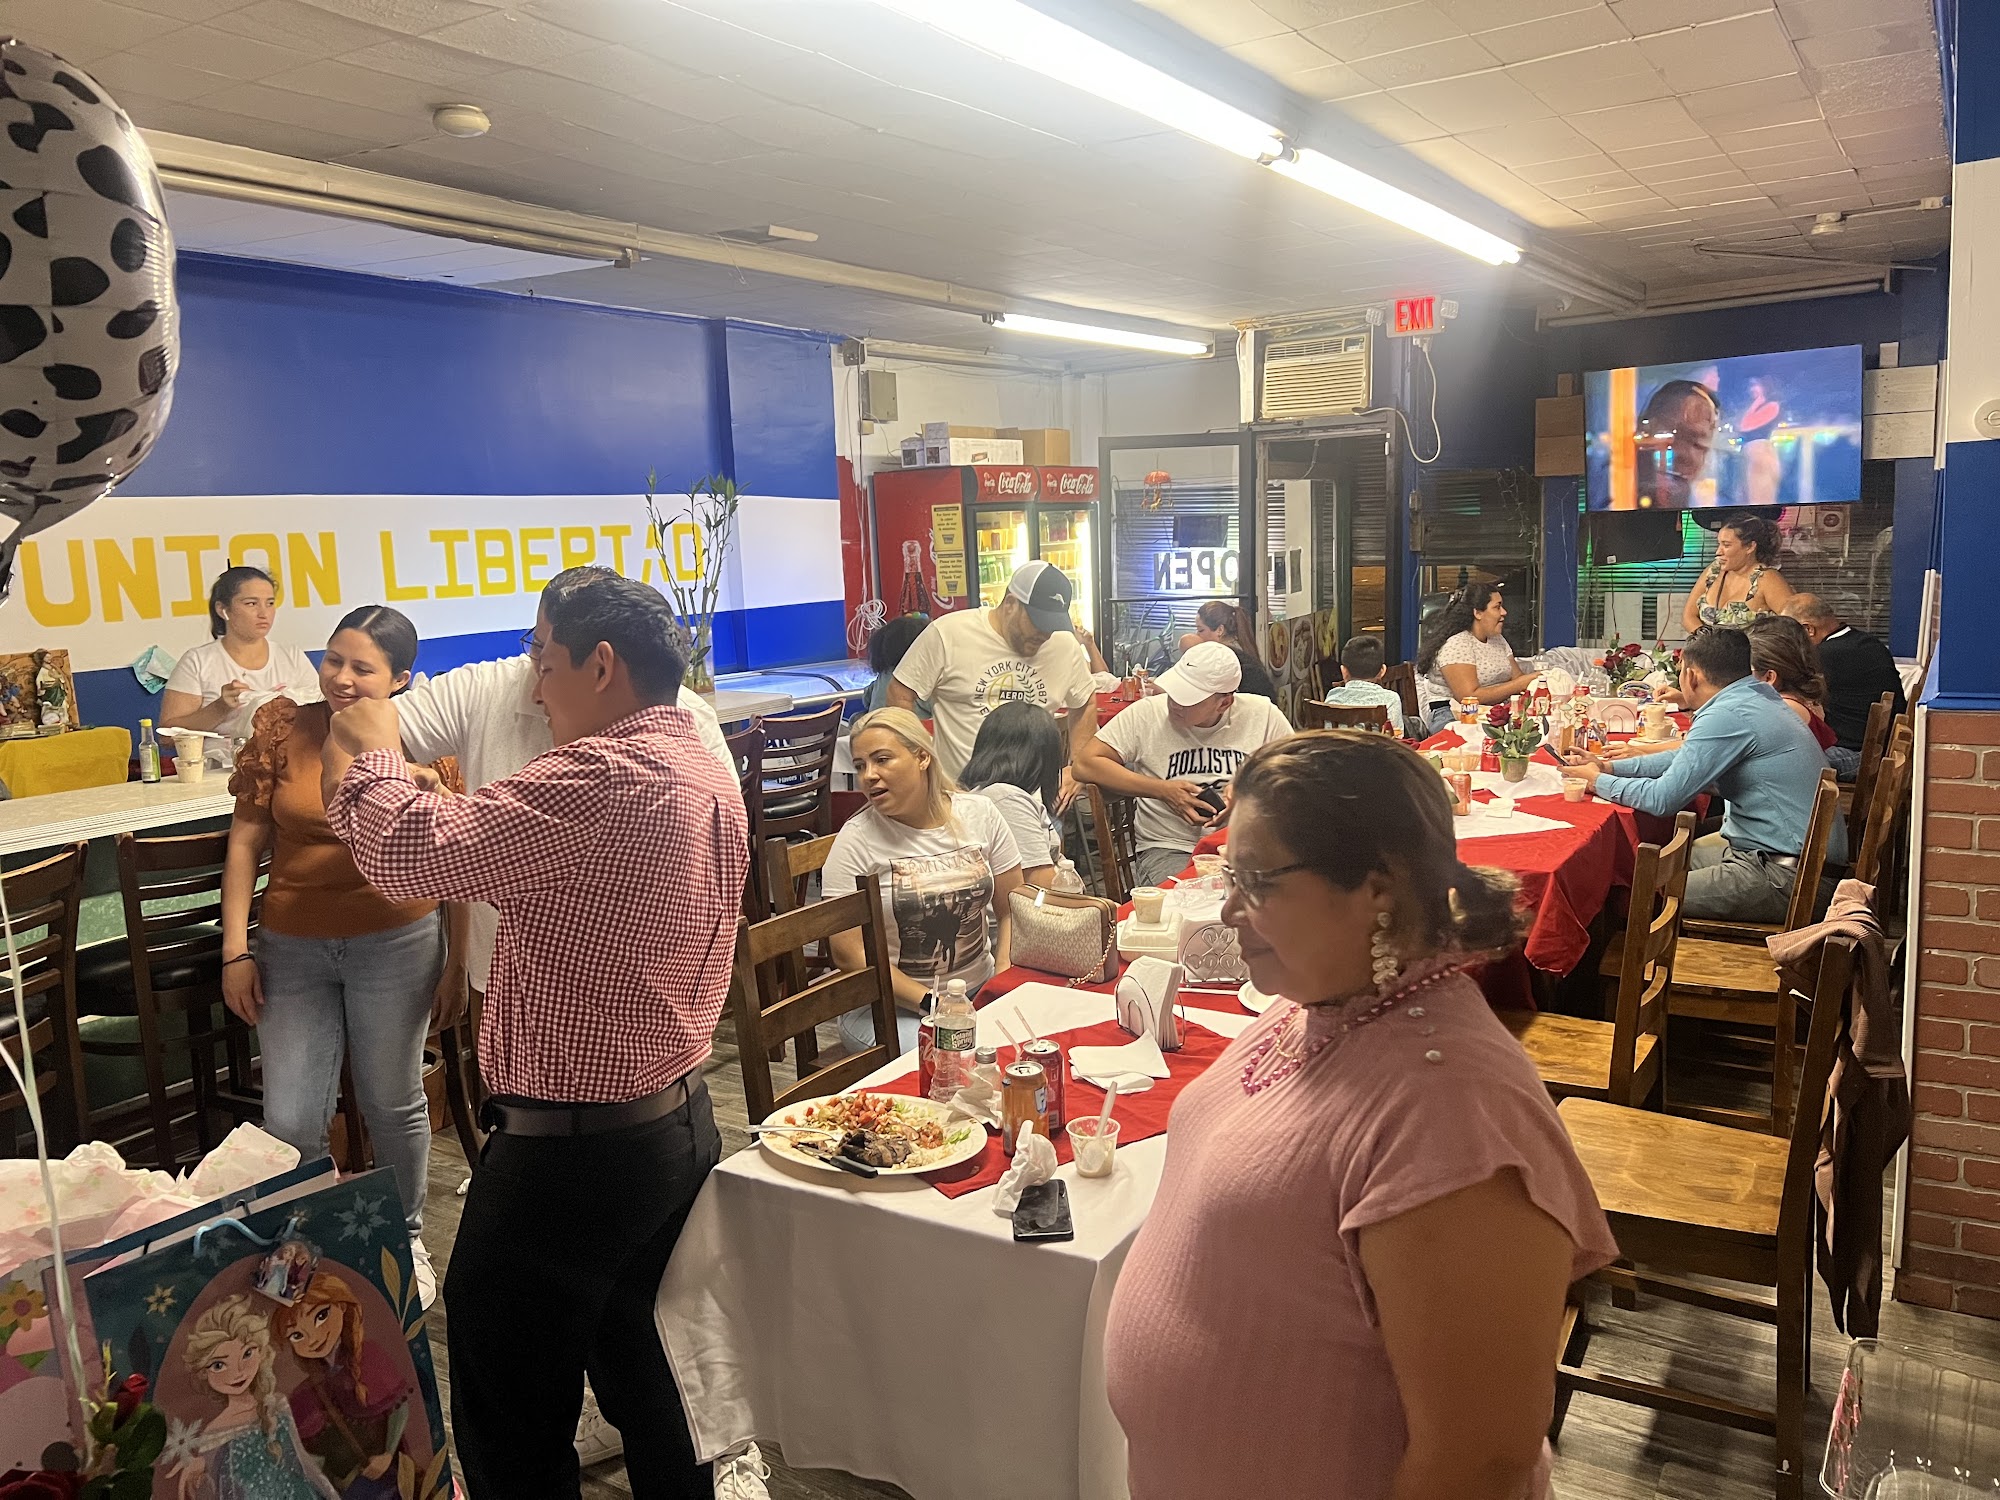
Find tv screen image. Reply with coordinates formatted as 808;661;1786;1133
1584;344;1863;512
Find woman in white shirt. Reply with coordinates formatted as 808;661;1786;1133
161;566;320;758
822;708;1024;1054
958;700;1065;886
1416;583;1536;731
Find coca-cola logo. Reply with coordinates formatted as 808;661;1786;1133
1040;467;1098;498
976;466;1038;498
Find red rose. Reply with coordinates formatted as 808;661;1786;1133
112;1373;148;1426
0;1470;82;1500
1487;702;1510;725
1623;642;1642;658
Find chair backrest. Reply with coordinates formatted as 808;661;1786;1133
1382;661;1422;723
759;702;845;836
1083;782;1138;903
115;830;235;998
1851;720;1914;889
1781;771;1842;933
724;722;768;916
1297;699;1394;732
0;843;87;1124
764;833;838;917
1845;692;1897;835
1775;935;1860;1256
1606;812;1696;1106
728;883;901;1122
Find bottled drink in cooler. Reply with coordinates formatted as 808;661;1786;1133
929;980;977;1104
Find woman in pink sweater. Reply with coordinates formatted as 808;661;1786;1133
1103;732;1618;1500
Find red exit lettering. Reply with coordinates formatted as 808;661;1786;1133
1392;296;1436;336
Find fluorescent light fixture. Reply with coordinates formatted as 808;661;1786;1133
990;313;1209;356
870;0;1284;162
1269;148;1521;266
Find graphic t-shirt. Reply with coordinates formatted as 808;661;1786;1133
820;793;1024;994
891;609;1095;779
1097;694;1293;854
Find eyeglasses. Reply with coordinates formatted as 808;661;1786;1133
519;627;543;662
1220;861;1309;909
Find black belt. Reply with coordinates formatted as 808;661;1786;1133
482;1074;697;1137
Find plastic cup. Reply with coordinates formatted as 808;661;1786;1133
172;735;206;783
1131;887;1167;925
1562;777;1588;802
1068;1116;1120;1177
1190;854;1224;879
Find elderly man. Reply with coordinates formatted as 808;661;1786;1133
888;560;1097;781
1074;640;1292;887
1567;626;1844;923
322;573;748;1500
1785;592;1906;778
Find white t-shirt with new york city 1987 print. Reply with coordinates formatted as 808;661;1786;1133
1097;693;1293;856
890;608;1095;779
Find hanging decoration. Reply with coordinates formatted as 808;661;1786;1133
1141;469;1172;510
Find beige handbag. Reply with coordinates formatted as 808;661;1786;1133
1008;883;1118;986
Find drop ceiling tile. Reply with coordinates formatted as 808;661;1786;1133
1794;24;1932;70
1813;49;1943;119
1351;35;1501;88
1473;6;1631;66
1286;61;1374;99
1776;0;1932;38
1456;115;1595;167
84;49;241;101
338;35;513;83
1678;73;1817;135
1634;12;1800;94
297;0;496;37
1144;0;1296;45
1608;140;1728;173
1514;150;1620;184
420;10;600;66
1766;169;1865;206
140;22;319;79
1330;88;1450;142
258;56;447;114
125;95;378;156
1570;97;1704;151
1733;146;1851;181
1830;102;1947;142
1305;3;1465;61
1712;117;1839;154
1391;68;1547;131
207;0;397;56
1438;0;1603;26
1855;161;1949;192
1841;126;1952;169
1507;41;1670;111
114;0;248;21
202;79;422;138
1;0;189;62
1224;29;1342;81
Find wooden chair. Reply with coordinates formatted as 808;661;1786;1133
0;844;88;1151
1501;813;1693;1108
1297;699;1394;732
1837;692;1896;826
1849;719;1912;890
1382;661;1421;724
762;834;839;1074
1082;782;1139;903
1605;772;1841;1133
74;830;262;1169
728;883;901;1123
759;703;844;844
1554;934;1860;1500
724;720;768;917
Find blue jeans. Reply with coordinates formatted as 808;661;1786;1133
256;913;443;1233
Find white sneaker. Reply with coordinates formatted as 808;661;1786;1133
574;1390;624;1468
409;1235;437;1310
714;1441;770;1499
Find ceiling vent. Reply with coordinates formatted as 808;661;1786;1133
1259;332;1370;421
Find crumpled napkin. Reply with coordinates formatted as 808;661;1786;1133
129;644;179;694
1069;1034;1170;1095
993;1119;1058;1217
950;1063;1004;1128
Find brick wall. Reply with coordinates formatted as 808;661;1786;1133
1902;710;2000;1318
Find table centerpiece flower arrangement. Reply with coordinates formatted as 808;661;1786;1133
1483;700;1545;783
1597;636;1657;696
645;470;742;695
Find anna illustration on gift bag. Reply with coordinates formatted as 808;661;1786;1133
275;1271;414;1499
171;1293;340;1500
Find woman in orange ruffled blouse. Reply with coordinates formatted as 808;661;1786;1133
220;606;464;1296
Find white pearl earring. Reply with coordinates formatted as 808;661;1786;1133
1371;910;1399;990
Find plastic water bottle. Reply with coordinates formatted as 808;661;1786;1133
929;980;977;1103
137;719;161;784
1050;858;1085;894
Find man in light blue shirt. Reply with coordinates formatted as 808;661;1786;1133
1323;635;1408;731
1566;626;1845;923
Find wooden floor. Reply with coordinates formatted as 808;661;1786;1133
417;1025;2000;1500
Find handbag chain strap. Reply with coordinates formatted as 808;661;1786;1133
1067;919;1120;989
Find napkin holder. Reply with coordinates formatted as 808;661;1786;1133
1176;895;1249;986
1115;955;1183;1053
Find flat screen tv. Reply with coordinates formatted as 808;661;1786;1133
1584;343;1863;512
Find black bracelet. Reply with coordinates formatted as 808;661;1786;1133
222;953;255;967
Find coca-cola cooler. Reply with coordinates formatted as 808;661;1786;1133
872;465;1101;631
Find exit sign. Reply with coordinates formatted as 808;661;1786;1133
1390;296;1436;337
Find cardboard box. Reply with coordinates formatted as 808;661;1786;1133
921;422;999;445
926;436;1024;466
1535;434;1585;477
998;427;1072;465
1535;394;1585;437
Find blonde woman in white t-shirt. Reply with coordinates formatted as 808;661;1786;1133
161;565;321;755
822;707;1024;1053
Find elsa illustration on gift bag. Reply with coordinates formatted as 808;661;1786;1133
275;1271;414;1499
171;1294;339;1500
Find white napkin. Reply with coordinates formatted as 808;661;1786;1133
950;1064;1004;1128
993;1120;1059;1216
1069;1035;1171;1094
1181;1006;1258;1040
1471;761;1566;800
1115;955;1183;1051
1455;809;1572;839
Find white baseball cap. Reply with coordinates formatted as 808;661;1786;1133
1156;641;1242;706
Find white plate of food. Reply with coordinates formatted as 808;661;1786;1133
1239;981;1277;1015
757;1091;988;1177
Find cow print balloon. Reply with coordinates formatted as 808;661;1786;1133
0;38;178;600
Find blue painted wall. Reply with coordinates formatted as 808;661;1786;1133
73;255;841;732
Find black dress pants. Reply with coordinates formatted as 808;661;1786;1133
446;1079;722;1500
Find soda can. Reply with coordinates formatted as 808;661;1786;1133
1001;1061;1049;1157
916;1013;937;1099
1023;1039;1065;1131
1447;771;1473;816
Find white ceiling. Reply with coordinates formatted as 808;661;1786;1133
8;0;1951;343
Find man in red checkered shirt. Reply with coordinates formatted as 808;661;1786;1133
324;572;747;1500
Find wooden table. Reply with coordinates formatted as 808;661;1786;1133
705;688;794;725
0;773;234;857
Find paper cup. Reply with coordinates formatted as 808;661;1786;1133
1562;778;1588;802
1191;854;1224;879
1131;887;1167;925
171;735;207;783
1068;1116;1120;1178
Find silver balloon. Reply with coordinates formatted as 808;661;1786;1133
0;37;178;600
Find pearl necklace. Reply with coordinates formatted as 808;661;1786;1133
1238;960;1461;1097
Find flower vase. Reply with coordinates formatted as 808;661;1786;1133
1500;756;1530;783
684;619;715;694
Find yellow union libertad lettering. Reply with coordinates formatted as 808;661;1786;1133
379;532;426;601
18;540;90;627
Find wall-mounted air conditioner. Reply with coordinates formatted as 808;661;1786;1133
1256;332;1371;421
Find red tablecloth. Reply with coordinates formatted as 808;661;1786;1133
877;1016;1233;1198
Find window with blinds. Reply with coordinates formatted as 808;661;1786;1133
1106;478;1247;673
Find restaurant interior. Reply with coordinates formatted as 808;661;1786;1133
1;0;1996;1497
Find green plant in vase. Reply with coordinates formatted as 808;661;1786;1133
1482;702;1544;783
645;470;742;695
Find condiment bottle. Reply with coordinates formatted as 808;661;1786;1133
137;719;162;784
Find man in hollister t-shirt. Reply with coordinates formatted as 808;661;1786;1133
1075;641;1293;886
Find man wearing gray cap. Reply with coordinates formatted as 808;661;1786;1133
889;560;1098;782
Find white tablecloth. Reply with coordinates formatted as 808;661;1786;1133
656;983;1229;1500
